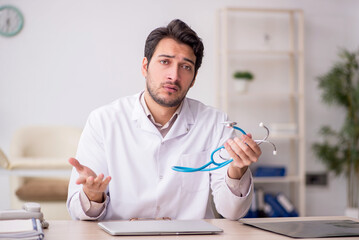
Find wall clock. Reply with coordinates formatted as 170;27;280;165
0;5;24;37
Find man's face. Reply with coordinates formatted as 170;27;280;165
142;38;197;108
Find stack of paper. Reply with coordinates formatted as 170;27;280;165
0;218;44;239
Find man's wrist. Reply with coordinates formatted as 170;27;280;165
227;165;248;180
84;190;105;203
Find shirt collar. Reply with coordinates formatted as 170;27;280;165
140;91;183;129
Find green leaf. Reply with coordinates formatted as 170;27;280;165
312;48;359;176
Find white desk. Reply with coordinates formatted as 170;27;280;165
43;216;358;240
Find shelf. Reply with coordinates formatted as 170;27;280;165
270;133;299;140
220;50;303;56
253;175;302;183
217;7;305;216
222;7;303;13
228;92;304;99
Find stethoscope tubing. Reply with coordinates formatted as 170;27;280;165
172;123;276;172
171;146;234;172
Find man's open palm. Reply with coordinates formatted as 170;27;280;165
68;157;111;202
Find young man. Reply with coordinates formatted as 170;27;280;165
67;19;261;221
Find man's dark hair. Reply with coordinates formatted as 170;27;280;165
144;19;204;77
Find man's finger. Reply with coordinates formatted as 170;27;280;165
68;158;84;172
103;176;111;185
94;174;104;187
233;137;252;161
242;134;261;157
76;176;87;185
100;176;112;191
87;176;94;185
224;142;244;168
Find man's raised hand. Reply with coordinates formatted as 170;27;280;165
68;157;111;203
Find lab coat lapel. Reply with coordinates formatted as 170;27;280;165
164;98;194;141
131;93;160;135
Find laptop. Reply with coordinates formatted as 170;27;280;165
98;219;223;236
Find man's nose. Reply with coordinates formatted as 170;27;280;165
167;65;180;81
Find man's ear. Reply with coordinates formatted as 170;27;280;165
190;72;197;88
141;57;149;77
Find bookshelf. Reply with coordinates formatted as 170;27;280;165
216;8;305;216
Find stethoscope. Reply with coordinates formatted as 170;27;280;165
172;122;277;172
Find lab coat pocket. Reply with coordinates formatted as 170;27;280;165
180;150;210;193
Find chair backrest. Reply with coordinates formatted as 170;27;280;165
10;126;82;159
0;148;10;169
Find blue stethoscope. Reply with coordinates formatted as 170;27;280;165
172;122;277;172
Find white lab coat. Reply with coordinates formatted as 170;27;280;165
67;92;253;221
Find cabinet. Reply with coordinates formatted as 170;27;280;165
216;8;305;215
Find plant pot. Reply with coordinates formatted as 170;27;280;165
233;80;249;94
345;207;359;218
347;166;359;218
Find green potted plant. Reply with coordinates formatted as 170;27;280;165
232;71;254;93
312;49;359;217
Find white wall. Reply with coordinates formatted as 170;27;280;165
1;0;358;216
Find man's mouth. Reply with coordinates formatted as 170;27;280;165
163;84;179;93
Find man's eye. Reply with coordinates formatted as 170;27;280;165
160;60;168;64
182;65;192;71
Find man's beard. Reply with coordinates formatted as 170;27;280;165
146;69;194;107
146;80;188;107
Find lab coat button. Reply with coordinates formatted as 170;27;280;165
159;175;163;180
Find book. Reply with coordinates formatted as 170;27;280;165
0;218;44;239
244;190;298;218
254;166;286;177
256;188;266;217
276;193;299;217
264;193;291;217
264;202;280;217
